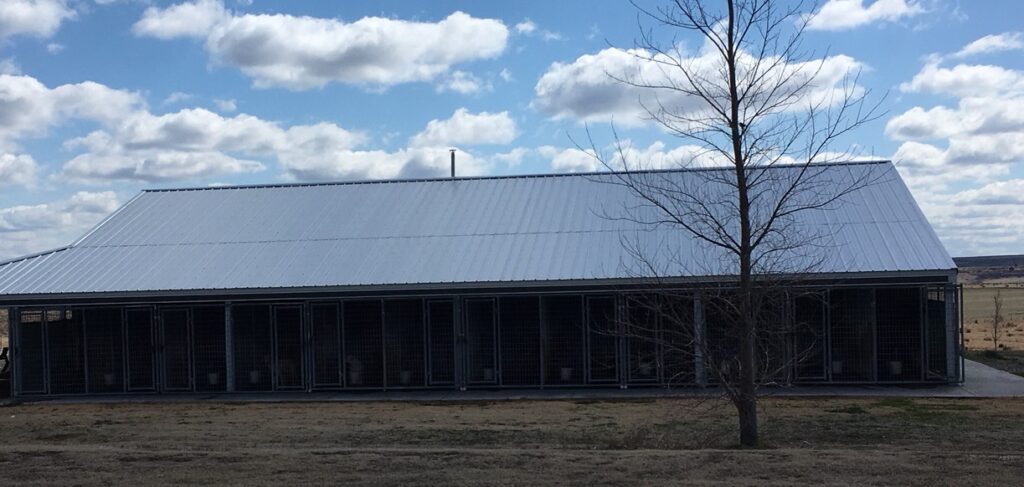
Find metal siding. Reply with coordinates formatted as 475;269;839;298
0;162;955;295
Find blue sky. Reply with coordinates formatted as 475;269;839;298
0;0;1021;259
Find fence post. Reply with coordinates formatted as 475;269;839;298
225;303;234;393
693;295;706;387
454;297;466;391
945;285;958;383
9;307;17;398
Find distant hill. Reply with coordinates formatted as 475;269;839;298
954;255;1024;268
955;255;1024;286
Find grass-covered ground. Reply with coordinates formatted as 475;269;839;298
1;397;1022;485
963;287;1024;351
965;350;1024;377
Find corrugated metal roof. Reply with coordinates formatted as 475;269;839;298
0;161;954;297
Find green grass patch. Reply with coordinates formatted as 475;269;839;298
870;398;979;419
825;405;868;414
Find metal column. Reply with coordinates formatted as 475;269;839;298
945;285;958;383
225;303;234;392
693;295;707;386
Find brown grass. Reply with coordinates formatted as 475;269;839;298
1;397;1022;485
0;308;7;350
963;287;1024;351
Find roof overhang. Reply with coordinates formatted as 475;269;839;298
0;269;957;306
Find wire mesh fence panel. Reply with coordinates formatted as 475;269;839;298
343;300;384;388
84;308;124;394
17;310;45;394
662;295;695;386
703;295;738;385
125;308;155;391
542;296;585;385
274;306;304;390
587;297;618;383
384;299;425;388
926;288;948;380
625;296;660;383
499;296;541;386
427;300;455;385
465;299;497;385
756;295;790;384
47;309;85;394
311;303;341;387
161;309;191;391
793;293;827;381
875;288;923;381
232;305;272;392
193;306;227;392
829;289;875;382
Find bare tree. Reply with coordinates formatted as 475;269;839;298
584;0;883;447
991;290;1004;352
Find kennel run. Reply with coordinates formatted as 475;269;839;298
0;161;962;397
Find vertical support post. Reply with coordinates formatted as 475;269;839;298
225;302;234;393
824;291;832;383
454;297;465;391
539;297;546;389
493;298;501;387
582;295;590;386
380;299;387;391
945;284;957;383
617;294;628;389
9;307;18;398
422;300;429;388
339;301;347;389
82;308;91;394
300;303;307;392
919;287;927;382
693;294;706;386
871;288;878;382
120;308;128;393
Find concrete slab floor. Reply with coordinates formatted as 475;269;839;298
10;360;1024;406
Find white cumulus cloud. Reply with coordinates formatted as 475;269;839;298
0;0;75;41
436;70;490;95
132;0;227;39
542;141;726;174
952;32;1023;59
0;152;37;186
0;74;144;150
533;46;863;126
0;191;120;260
899;60;1024;98
514;19;536;35
213;98;236;112
59;108;368;182
889;55;1024;256
133;2;509;90
410;108;517;147
806;0;925;31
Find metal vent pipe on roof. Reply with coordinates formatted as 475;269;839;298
450;149;456;178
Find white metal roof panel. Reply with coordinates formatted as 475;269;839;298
0;161;955;297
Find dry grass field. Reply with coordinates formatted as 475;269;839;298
1;397;1022;485
963;287;1024;351
0;308;7;350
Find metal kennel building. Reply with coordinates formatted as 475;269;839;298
0;161;961;397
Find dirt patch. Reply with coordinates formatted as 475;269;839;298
0;397;1021;485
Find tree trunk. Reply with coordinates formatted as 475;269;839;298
725;0;759;448
736;387;759;447
736;312;759;447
